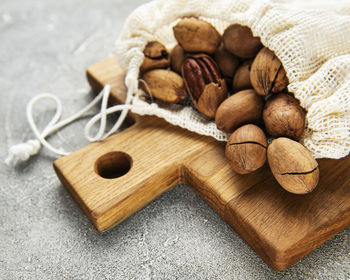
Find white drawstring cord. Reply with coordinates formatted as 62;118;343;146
84;103;132;141
5;85;132;166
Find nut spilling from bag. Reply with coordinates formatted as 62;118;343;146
268;138;319;194
139;17;318;194
226;124;267;174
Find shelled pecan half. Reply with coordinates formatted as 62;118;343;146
182;54;227;118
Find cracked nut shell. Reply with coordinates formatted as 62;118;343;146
215;89;264;133
268;137;319;194
141;69;186;103
182;54;227;118
263;93;305;140
250;47;289;96
170;44;187;74
173;17;221;54
140;41;170;73
233;60;252;92
223;24;262;58
213;43;239;78
225;124;267;174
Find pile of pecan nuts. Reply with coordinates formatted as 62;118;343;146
140;17;319;194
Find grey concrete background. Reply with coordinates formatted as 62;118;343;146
0;0;349;279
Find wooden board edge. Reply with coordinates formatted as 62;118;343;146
93;164;183;232
53;160;101;231
224;186;350;271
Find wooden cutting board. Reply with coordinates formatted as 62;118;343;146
53;56;350;271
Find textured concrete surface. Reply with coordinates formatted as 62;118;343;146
0;0;349;279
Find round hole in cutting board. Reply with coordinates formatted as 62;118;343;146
95;152;132;179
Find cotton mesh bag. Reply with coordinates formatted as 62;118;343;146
115;0;350;159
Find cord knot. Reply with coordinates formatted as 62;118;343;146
5;139;41;166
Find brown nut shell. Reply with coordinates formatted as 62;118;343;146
225;124;267;174
215;89;264;133
213;43;239;78
223;24;262;58
170;44;186;74
140;41;170;73
196;81;228;118
250;47;289;96
233;60;252;92
173;17;221;54
268;137;319;194
263;93;305;140
141;69;186;103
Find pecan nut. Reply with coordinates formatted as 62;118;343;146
141;69;186;104
173;18;221;54
225;124;267;174
268;137;319;194
182;55;227;118
250;47;288;96
140;41;170;74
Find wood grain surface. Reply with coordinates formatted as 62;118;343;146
54;56;350;270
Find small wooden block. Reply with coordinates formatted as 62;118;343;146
54;56;350;271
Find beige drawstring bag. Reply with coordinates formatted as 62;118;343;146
115;0;350;159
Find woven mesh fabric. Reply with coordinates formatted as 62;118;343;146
115;0;350;159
